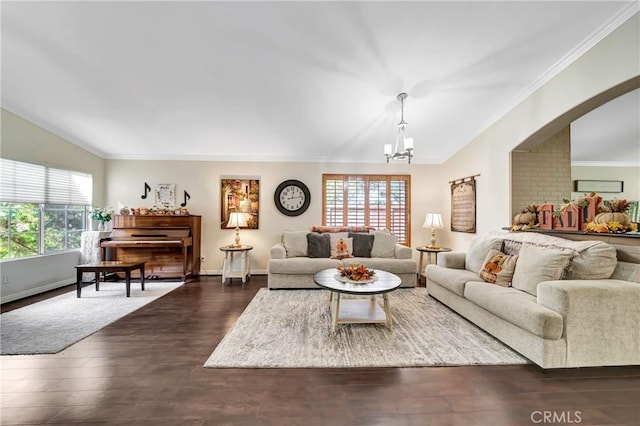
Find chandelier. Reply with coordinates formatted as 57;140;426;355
384;92;414;164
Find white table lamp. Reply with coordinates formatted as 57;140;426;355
423;213;444;248
226;212;248;247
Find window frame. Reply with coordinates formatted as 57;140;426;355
322;174;411;245
0;158;93;260
0;202;90;260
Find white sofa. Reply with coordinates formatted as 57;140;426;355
268;227;417;289
425;231;640;369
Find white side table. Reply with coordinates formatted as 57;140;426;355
219;245;253;285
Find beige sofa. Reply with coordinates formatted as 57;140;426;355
268;228;417;289
426;231;640;369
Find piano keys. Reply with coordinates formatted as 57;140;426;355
100;215;201;281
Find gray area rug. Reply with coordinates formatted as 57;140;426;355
1;281;183;355
204;288;529;368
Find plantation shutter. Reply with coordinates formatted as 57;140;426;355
368;178;387;231
0;158;92;205
324;177;344;226
346;176;365;226
323;174;411;245
389;178;409;243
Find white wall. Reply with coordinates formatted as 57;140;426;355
571;165;640;201
1;252;80;303
0;109;106;200
1;109;106;302
105;160;445;274
441;12;639;251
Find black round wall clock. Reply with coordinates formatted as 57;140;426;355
274;179;311;216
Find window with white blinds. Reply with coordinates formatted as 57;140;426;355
1;159;93;259
322;174;411;245
0;158;92;205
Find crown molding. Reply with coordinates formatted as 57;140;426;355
482;3;639;136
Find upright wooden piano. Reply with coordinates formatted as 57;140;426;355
100;215;201;281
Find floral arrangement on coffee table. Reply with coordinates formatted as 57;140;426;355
337;264;376;282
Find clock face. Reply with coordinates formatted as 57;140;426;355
279;185;306;211
274;180;311;216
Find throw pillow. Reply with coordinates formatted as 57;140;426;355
330;237;353;260
478;249;518;287
465;235;503;273
511;243;574;296
502;239;522;256
370;230;397;258
610;261;640;283
282;230;309;258
349;232;374;257
306;232;331;258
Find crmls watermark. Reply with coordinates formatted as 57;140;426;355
530;411;582;424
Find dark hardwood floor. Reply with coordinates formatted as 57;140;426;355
1;276;639;425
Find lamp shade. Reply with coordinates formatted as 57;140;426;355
423;213;444;229
226;212;248;228
404;138;414;150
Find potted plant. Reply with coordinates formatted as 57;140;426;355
90;207;114;231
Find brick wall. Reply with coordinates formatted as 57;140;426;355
511;126;571;218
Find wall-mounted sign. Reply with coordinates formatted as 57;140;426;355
450;175;478;233
155;184;176;208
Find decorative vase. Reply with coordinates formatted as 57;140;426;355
98;221;106;231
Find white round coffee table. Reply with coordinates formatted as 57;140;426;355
313;268;402;332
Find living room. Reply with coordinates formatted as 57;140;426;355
1;1;639;424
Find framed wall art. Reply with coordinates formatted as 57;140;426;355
155;184;176;208
450;175;478;233
220;177;260;229
573;180;623;193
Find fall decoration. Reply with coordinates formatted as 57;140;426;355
513;204;538;225
537;203;555;230
336;264;376;282
511;204;540;231
594;198;632;226
129;206;190;216
602;198;631;213
511;193;637;235
585;220;637;234
594;212;631;226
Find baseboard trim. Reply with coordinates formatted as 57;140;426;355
198;268;268;276
1;278;75;305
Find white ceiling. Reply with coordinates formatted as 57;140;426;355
571;88;639;165
1;1;638;164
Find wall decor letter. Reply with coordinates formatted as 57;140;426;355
181;190;191;207
141;182;151;199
